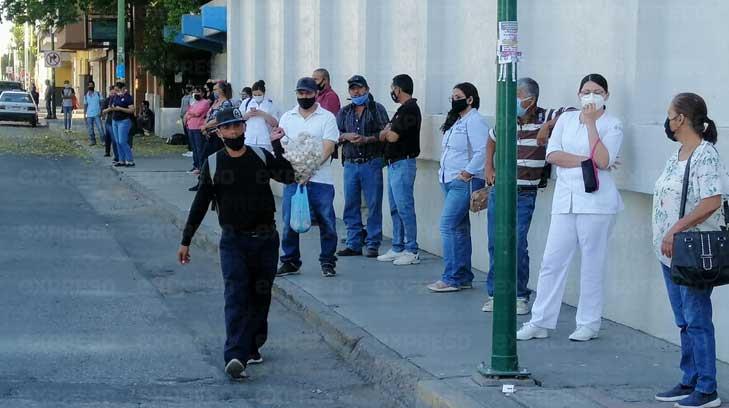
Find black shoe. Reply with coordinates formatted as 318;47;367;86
336;247;362;257
103;153;110;157
88;142;96;146
188;185;199;192
113;162;126;167
277;263;300;277
321;265;336;277
365;248;379;258
224;359;247;380
247;351;263;365
125;162;135;167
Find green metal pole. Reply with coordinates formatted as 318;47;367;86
116;0;125;82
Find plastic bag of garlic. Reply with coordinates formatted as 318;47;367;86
282;131;323;183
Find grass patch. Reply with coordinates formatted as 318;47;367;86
128;133;188;157
0;127;90;160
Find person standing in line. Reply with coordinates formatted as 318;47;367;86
274;77;340;278
240;86;252;102
83;80;104;146
184;86;211;176
427;82;487;292
101;86;118;160
377;74;422;266
110;82;136;167
517;74;623;342
241;80;281;151
191;81;235;192
30;82;39;106
181;85;194;161
481;77;574;313
61;80;75;132
313;68;341;115
44;79;55;119
177;106;296;380
652;93;726;408
336;75;389;258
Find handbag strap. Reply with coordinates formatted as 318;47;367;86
678;150;694;219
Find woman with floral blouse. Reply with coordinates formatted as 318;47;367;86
652;92;728;408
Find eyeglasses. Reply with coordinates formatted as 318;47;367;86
579;90;607;97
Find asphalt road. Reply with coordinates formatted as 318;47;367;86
0;126;392;407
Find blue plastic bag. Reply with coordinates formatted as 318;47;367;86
290;184;312;234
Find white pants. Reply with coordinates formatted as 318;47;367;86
528;213;615;332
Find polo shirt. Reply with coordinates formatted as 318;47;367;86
112;92;134;121
316;86;341;115
278;103;339;185
84;91;102;117
385;98;421;161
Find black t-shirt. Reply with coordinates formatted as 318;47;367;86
384;98;421;160
111;92;134;121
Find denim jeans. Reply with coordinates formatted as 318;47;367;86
387;158;418;253
486;188;537;299
105;121;118;160
661;263;717;394
281;182;338;267
219;229;279;364
189;129;205;170
85;116;104;144
112;119;134;162
62;106;73;129
440;178;485;286
343;158;384;251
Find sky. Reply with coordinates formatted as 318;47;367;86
0;20;13;54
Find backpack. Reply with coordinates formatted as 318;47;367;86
206;146;268;212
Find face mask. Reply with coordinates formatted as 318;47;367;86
222;135;245;151
516;97;533;117
351;93;369;106
664;117;677;142
88;86;94;90
317;81;325;91
193;94;202;101
580;93;605;110
390;90;399;103
451;98;469;113
253;95;265;104
297;97;316;110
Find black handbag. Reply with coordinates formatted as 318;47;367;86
581;141;600;193
670;150;729;288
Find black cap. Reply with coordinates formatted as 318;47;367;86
295;77;318;93
347;75;368;89
215;107;245;127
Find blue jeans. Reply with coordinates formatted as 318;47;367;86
62;106;72;129
661;263;717;394
387;158;418;253
105;121;118;160
486;188;537;299
85;116;104;144
112;119;134;162
189;129;205;170
219;229;279;364
343;158;384;251
281;182;338;267
440;178;485;286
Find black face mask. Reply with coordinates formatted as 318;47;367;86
297;97;316;110
451;98;469;113
390;90;399;103
193;94;202;101
222;135;245;151
664;118;677;142
317;81;325;91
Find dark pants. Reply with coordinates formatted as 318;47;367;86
189;129;205;170
104;121;118;160
183;124;192;151
45;98;54;118
281;182;338;267
219;229;279;365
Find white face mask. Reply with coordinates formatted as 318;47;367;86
253;95;264;104
580;93;605;110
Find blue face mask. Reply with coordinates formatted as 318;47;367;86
351;93;369;106
516;97;527;117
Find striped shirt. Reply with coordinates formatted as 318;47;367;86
489;106;572;186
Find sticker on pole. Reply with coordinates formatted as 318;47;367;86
497;21;521;82
116;64;125;80
44;51;61;68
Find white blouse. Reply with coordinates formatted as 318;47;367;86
242;98;281;150
545;110;624;215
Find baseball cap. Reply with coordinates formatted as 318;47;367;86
215;107;245;127
295;77;318;93
347;75;368;89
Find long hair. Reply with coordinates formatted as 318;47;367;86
441;82;480;133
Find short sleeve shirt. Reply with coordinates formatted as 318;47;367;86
112;92;134;121
385;98;421;160
242;98;280;150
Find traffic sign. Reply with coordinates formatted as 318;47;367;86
44;51;61;68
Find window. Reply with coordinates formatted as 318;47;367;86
0;93;33;103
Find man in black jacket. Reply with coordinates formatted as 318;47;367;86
177;106;295;380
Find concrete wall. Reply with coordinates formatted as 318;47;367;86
226;0;729;361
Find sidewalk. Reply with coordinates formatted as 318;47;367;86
70;135;729;408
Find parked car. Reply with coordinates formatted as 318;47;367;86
0;81;24;93
0;91;38;127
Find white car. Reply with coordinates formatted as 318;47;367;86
0;91;38;127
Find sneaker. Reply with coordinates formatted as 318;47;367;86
568;326;599;342
655;384;695;402
393;251;420;265
224;359;247;380
377;249;403;262
458;282;473;290
113;162;126;167
321;265;336;277
365;248;379;258
188;185;199;192
481;297;494;312
277;263;300;277
516;297;530;315
182;151;193;157
125;162;135;167
516;323;548;341
336;248;362;257
427;280;460;292
111;160;119;166
675;391;721;408
103;153;110;157
186;168;197;174
88;142;96;146
247;351;263;365
192;169;200;175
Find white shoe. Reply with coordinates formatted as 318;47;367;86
516;323;548;341
393;251;420;265
427;280;460;292
182;151;193;157
481;297;494;312
568;326;599;342
516;297;530;315
224;359;248;380
377;249;404;262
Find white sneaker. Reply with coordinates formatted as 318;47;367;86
568;326;599;342
481;297;494;312
393;251;420;265
182;151;193;157
377;249;404;262
516;297;530;315
516;323;548;341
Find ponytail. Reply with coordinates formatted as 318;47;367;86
704;117;718;144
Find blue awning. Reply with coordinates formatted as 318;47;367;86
180;14;224;52
201;6;226;39
164;25;222;53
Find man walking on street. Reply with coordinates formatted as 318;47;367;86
336;75;389;258
84;80;104;146
313;68;341;115
275;77;340;278
377;74;422;266
177;106;295;380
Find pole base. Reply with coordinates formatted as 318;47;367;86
477;362;531;380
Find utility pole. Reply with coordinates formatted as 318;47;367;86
116;0;126;82
478;0;529;380
49;28;57;119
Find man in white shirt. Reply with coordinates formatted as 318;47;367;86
272;77;339;278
